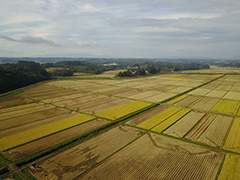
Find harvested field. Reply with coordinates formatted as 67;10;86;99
218;153;240;180
92;86;123;93
53;93;100;107
223;117;240;153
126;106;168;126
4;118;108;160
0;102;40;114
215;85;232;91
174;95;201;107
229;86;240;92
103;87;136;95
81;99;132;114
166;94;189;105
128;91;160;100
151;108;191;133
0;114;94;151
0;96;31;108
95;101;153;120
210;99;240;115
0;111;78;138
163;111;205;138
42;92;88;103
190;97;219;111
188;88;212;96
137;107;182;130
0;107;68;131
0;103;53;120
29;126;143;180
185;114;233;147
223;91;240;101
168;86;191;93
79;133;224;180
63;95;116;110
205;90;227;98
143;92;177;103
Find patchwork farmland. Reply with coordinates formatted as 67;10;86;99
1;73;240;179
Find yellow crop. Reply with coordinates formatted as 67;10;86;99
223;117;240;153
0;114;94;151
95;101;153;120
218;153;240;180
210;99;240;115
152;108;191;133
137;107;182;130
166;94;189;105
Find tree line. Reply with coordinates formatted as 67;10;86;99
116;62;209;77
0;61;50;94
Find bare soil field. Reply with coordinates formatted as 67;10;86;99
78;133;224;180
4;118;108;160
163;111;205;138
29;126;143;180
185;114;233;148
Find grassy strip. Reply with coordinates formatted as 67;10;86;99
19;168;37;180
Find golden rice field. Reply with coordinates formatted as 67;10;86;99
223;117;240;153
210;99;240;115
218;153;240;180
151;108;191;133
95;100;153;120
0;114;94;151
166;94;189;105
137;107;182;129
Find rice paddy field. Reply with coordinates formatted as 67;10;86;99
1;73;240;179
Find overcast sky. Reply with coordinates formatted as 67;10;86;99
0;0;240;59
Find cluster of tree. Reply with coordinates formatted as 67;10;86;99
47;68;74;77
0;61;50;94
216;61;240;68
116;62;209;77
41;61;106;74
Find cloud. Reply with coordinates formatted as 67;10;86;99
0;0;239;58
0;35;59;46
